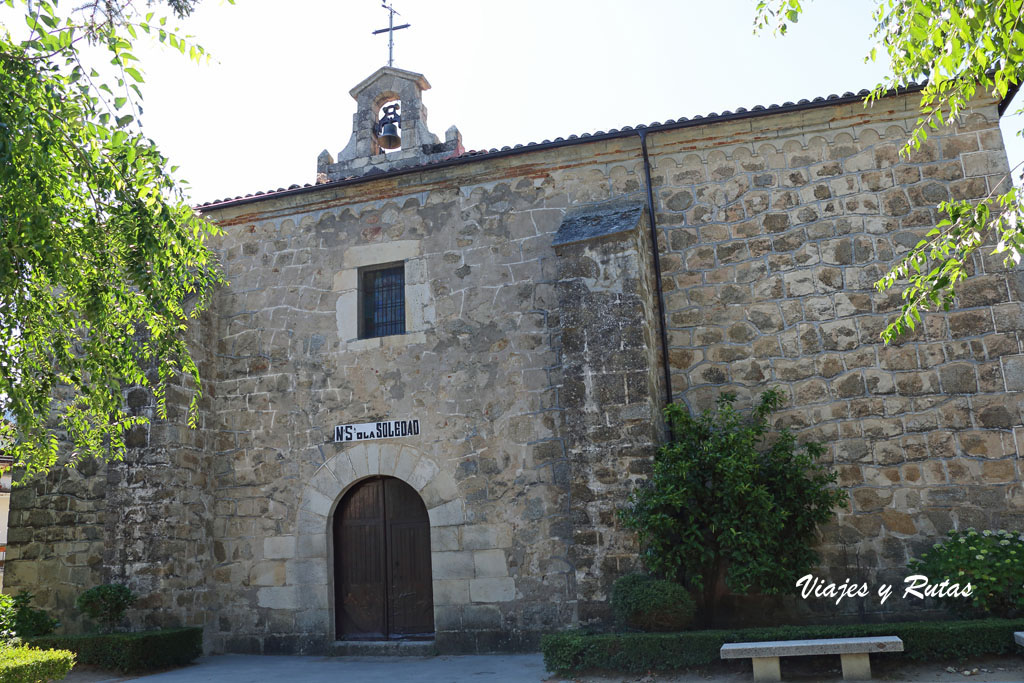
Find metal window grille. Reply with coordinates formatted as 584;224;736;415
361;265;405;338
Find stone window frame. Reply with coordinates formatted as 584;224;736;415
334;240;431;351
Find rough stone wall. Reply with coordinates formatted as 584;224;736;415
197;134;669;652
4;311;218;636
202;182;556;653
6;89;1022;649
101;311;219;638
5;461;106;632
556;214;665;627
648;94;1022;619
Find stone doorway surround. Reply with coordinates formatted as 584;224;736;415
264;442;476;646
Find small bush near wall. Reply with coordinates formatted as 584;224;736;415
541;619;1024;674
30;627;201;674
619;390;847;625
75;584;136;633
0;592;58;641
0;645;75;683
611;574;696;632
11;593;57;638
910;529;1024;618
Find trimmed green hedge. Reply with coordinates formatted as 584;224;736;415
541;618;1024;674
0;644;75;683
30;627;201;674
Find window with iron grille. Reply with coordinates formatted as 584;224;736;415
360;264;405;339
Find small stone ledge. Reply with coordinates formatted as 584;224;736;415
321;141;462;181
553;201;645;248
328;639;436;656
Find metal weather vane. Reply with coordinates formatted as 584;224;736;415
372;2;410;68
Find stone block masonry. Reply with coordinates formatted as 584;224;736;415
5;84;1022;651
651;98;1022;616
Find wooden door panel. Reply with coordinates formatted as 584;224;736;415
335;477;434;640
387;521;434;635
337;525;386;637
335;479;387;638
385;478;434;637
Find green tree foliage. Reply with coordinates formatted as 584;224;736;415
619;389;847;623
0;0;226;477
756;0;1024;342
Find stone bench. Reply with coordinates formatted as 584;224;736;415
720;636;904;681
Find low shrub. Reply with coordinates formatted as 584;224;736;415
30;627;201;674
0;644;75;683
910;529;1024;617
611;574;695;632
11;593;57;638
75;584;136;633
0;596;15;643
541;618;1024;674
0;592;58;640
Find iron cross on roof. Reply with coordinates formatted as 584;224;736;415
372;2;410;68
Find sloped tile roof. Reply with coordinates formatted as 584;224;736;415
198;84;937;211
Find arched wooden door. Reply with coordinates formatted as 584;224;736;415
333;476;434;639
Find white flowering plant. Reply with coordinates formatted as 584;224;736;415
909;528;1024;617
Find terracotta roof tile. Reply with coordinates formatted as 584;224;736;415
197;85;918;210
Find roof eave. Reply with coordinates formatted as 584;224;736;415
999;80;1021;116
199;83;932;213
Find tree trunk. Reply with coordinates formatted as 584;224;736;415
699;557;729;627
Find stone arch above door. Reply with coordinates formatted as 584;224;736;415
271;443;463;627
305;443;462;526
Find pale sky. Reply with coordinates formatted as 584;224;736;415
19;1;1024;201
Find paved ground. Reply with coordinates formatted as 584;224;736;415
64;654;552;682
573;654;1024;682
62;652;1024;682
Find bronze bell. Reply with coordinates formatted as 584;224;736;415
377;121;401;149
377;104;402;150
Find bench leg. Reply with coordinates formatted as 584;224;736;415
751;656;781;681
840;653;872;680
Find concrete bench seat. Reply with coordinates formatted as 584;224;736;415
720;636;904;681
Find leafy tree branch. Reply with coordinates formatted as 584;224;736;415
0;0;227;478
755;0;1024;342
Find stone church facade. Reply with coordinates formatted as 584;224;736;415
6;66;1024;654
